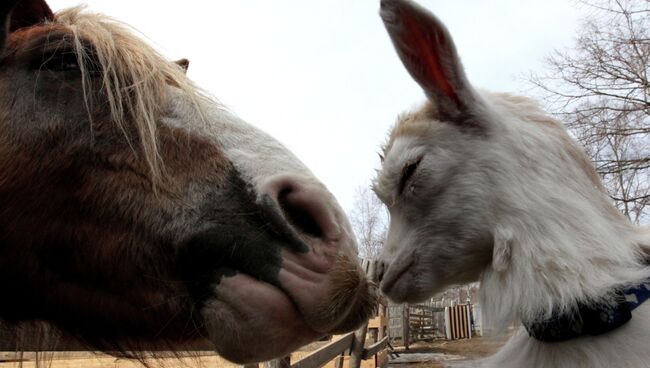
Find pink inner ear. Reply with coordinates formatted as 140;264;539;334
10;0;54;32
402;13;460;105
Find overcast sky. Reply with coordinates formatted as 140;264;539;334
48;0;587;213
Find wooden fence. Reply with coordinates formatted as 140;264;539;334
388;301;476;349
445;304;472;340
388;303;444;348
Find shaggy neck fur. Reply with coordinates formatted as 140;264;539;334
479;92;650;330
476;93;650;367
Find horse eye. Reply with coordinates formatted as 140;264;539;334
398;158;422;195
41;52;80;72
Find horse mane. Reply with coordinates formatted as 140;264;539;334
52;6;207;184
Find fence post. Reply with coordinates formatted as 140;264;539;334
466;304;472;339
264;356;291;368
444;307;451;340
348;320;369;368
402;304;410;350
349;261;376;368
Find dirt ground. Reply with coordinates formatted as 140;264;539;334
387;336;510;368
394;336;508;360
0;352;232;368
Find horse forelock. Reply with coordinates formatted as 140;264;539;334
49;6;209;185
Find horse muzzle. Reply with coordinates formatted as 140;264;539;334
196;173;376;363
260;174;377;333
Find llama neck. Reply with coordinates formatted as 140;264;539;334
479;158;649;331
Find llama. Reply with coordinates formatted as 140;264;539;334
373;0;650;367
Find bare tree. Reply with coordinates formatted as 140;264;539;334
425;283;480;306
529;0;650;223
348;186;388;260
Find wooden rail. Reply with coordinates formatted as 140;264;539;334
361;336;388;360
290;333;355;368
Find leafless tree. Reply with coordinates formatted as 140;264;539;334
348;186;388;260
529;0;650;223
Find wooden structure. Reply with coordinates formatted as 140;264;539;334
388;301;475;349
388;303;443;348
445;304;472;340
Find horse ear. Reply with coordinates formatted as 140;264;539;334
0;1;20;52
174;58;190;73
1;0;53;53
9;0;53;32
380;0;478;120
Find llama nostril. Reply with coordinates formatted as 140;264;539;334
276;185;341;242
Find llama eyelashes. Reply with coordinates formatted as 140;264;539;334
398;157;423;196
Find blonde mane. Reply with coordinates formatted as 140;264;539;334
53;6;206;183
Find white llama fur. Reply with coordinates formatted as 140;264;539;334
374;1;650;367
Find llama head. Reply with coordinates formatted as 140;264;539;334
373;0;498;304
374;0;630;312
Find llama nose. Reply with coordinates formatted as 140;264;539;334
262;175;342;243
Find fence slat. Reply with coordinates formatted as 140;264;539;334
361;336;388;360
291;333;355;368
265;356;291;368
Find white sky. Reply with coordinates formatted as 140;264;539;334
48;0;587;213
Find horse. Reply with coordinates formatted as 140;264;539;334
0;0;376;363
373;0;650;367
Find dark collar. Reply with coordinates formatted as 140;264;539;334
524;281;650;342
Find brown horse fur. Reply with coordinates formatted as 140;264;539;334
0;0;375;363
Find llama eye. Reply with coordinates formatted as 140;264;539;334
398;158;421;195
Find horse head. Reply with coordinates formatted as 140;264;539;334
0;0;375;362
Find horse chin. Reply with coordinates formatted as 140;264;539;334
202;272;322;364
277;249;377;334
202;249;376;363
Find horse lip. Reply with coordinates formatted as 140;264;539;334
276;249;376;334
380;256;415;297
205;272;323;363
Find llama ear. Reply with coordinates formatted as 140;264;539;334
1;0;53;53
493;225;513;272
380;0;478;120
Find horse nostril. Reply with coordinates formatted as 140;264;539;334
263;175;342;243
277;187;325;239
